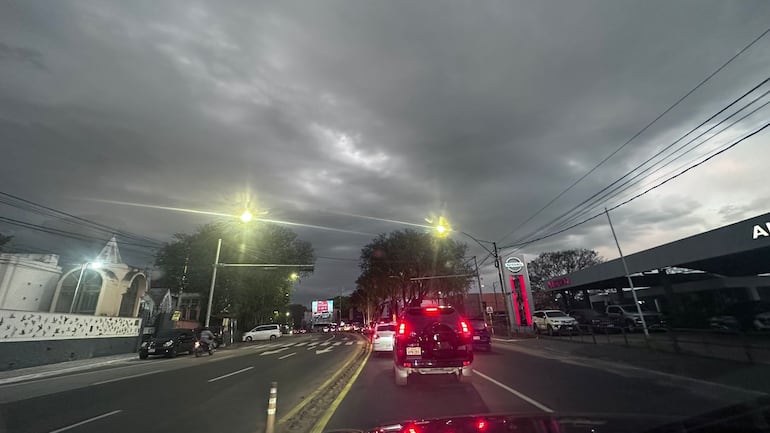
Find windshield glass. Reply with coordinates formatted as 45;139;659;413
5;2;769;432
545;311;567;317
155;331;178;339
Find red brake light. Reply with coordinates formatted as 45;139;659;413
424;307;439;313
404;424;420;433
476;419;487;431
459;319;470;335
398;322;407;335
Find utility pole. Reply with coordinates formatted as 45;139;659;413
175;250;190;312
605;208;649;339
205;238;222;328
492;242;512;336
472;256;484;317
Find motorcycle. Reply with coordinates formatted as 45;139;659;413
194;340;215;357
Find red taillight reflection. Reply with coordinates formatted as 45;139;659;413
374;333;380;339
476;419;487;431
404;424;420;433
398;322;407;335
463;360;471;366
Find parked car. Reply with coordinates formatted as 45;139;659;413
568;309;619;333
709;301;770;332
532;310;579;335
242;324;282;342
139;329;196;359
606;304;665;332
469;318;492;351
373;323;396;355
393;305;473;386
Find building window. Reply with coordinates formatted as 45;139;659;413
54;269;103;314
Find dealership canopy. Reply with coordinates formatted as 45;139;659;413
545;212;770;293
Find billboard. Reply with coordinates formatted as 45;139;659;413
311;300;334;322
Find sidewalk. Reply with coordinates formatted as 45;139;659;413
493;337;770;395
0;353;137;385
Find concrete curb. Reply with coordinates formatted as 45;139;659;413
0;354;135;385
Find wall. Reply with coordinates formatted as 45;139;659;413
0;254;62;311
0;309;141;370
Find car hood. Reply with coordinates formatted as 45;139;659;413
326;400;770;433
149;337;175;344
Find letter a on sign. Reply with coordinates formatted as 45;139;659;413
753;224;770;239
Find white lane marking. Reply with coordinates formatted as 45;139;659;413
345;342;354;345
356;341;364;345
48;409;122;433
333;342;342;346
295;342;308;346
92;370;165;385
320;341;331;346
261;347;289;356
207;366;254;383
315;347;334;354
282;343;296;347
474;370;553;413
278;352;297;360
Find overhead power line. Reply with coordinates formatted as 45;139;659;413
496;24;770;246
500;120;770;250
509;78;770;246
0;191;164;247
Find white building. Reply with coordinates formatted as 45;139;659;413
0;253;62;311
50;237;148;317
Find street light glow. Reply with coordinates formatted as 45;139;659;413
289;272;299;281
433;216;451;238
240;209;254;223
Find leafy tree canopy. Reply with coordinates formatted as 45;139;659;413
355;229;473;316
155;221;314;330
528;248;603;309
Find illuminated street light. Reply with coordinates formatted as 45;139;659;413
289;272;299;281
240;209;254;223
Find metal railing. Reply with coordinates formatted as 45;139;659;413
533;323;770;364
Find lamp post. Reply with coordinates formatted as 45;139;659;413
430;220;512;336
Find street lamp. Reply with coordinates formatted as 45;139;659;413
240;209;254;223
430;217;513;336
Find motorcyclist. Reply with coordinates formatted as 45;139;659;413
199;327;215;351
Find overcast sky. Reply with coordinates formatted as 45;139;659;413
2;1;770;306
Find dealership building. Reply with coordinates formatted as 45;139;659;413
540;212;770;327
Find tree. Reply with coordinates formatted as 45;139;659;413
356;229;473;316
528;249;603;309
286;303;308;329
155;222;314;330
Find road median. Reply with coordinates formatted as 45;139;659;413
279;333;370;433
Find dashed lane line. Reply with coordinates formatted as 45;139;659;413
207;366;254;383
474;370;554;413
48;410;122;433
91;370;165;386
278;352;297;360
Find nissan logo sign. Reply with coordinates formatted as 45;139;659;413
504;257;524;273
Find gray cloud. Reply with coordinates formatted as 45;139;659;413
2;0;770;304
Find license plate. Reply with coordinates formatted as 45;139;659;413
148;348;155;353
473;335;481;340
406;346;421;356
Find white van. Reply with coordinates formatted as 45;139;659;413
242;324;281;342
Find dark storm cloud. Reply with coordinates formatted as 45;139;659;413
2;1;770;304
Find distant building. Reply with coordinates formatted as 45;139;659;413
49;236;148;317
0;253;62;311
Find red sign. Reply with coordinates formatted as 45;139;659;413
316;300;329;313
547;277;571;289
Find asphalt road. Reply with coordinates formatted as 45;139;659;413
324;339;768;431
0;333;363;433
